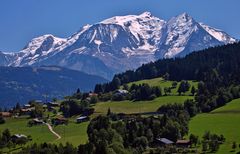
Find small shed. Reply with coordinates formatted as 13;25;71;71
76;116;89;123
176;140;191;147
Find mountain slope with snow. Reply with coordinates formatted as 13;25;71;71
0;12;237;79
156;13;224;58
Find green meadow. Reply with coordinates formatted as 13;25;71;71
126;77;198;95
189;98;240;153
0;77;199;152
94;96;193;115
0;117;55;144
53;119;89;146
0;116;89;148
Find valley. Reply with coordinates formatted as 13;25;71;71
0;78;195;152
0;4;239;153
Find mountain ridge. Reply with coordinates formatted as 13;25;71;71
0;12;237;79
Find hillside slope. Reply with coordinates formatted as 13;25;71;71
190;98;240;153
0;66;107;107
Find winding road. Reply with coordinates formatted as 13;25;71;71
45;123;61;140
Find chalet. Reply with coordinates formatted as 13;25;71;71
176;140;191;147
23;104;32;109
76;116;89;123
89;93;98;97
20;107;35;115
52;117;68;125
155;138;174;146
42;104;48;109
0;112;12;118
48;102;60;107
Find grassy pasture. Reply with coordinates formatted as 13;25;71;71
189;98;240;153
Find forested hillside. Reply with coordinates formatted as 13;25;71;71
0;66;107;107
114;42;240;84
95;42;240;112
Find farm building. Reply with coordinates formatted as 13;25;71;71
0;112;12;118
76;116;89;123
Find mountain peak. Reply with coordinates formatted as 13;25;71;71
175;12;194;22
139;11;152;17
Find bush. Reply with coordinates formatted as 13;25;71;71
90;96;98;104
149;94;157;100
0;117;5;124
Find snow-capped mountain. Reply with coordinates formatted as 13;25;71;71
156;13;224;58
0;51;15;66
10;34;67;66
0;12;237;79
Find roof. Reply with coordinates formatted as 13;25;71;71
156;138;174;144
116;89;128;94
12;134;27;138
55;117;67;121
176;140;190;144
89;93;98;96
49;102;59;105
24;104;31;107
35;100;43;103
77;116;88;120
21;107;35;112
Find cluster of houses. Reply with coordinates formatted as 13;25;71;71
1;100;91;126
50;116;90;125
0;100;61;117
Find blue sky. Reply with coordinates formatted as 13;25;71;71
0;0;239;52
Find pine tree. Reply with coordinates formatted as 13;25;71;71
107;108;112;116
191;86;196;96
